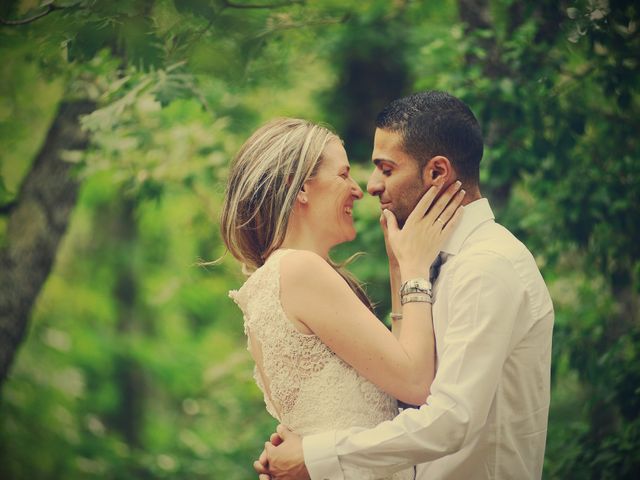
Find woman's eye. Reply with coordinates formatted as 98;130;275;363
382;169;391;176
340;173;349;179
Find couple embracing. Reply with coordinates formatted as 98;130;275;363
221;91;554;479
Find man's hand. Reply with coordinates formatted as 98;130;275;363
254;430;283;479
254;424;310;480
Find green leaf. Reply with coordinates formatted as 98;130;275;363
173;0;214;18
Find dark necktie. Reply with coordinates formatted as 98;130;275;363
429;253;445;284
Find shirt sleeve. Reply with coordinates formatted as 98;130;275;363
303;254;524;479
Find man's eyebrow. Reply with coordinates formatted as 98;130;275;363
373;158;398;166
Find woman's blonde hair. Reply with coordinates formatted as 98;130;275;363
220;118;373;310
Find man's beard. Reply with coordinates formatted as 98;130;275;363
396;188;428;229
395;205;412;229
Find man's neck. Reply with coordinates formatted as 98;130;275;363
460;186;482;206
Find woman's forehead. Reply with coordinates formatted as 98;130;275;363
321;140;349;169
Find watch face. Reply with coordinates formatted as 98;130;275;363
401;278;432;296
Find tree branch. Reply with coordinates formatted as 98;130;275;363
0;3;65;26
222;0;303;9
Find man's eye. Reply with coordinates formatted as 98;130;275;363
340;173;349;179
382;169;391;176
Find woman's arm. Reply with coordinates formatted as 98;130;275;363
280;250;433;405
380;205;403;339
280;182;464;405
382;213;404;340
389;264;402;339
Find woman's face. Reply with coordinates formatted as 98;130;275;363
304;140;363;246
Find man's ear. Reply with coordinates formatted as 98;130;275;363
422;156;454;187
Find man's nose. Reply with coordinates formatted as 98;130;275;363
367;169;384;197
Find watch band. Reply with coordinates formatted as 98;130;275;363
401;292;433;305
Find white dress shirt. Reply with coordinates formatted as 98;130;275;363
303;198;554;479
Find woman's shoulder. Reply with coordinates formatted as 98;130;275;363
278;249;337;286
277;248;325;266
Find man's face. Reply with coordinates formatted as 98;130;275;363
367;128;427;226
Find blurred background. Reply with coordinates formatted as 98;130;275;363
0;0;638;478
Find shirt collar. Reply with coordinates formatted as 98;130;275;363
440;198;494;256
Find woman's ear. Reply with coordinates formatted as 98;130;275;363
297;186;308;205
422;155;454;187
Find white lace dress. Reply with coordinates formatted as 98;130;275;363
229;250;413;480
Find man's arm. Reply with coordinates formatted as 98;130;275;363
300;255;524;479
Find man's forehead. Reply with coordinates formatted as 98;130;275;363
373;127;403;146
372;129;413;165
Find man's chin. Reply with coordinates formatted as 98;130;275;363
395;206;414;229
383;207;409;228
396;215;409;229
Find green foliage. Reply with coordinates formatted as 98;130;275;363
403;0;640;477
0;179;275;479
1;0;639;478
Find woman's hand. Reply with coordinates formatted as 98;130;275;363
383;180;465;279
380;210;399;270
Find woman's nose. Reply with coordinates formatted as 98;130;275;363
352;180;364;199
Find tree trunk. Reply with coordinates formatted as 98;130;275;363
111;197;145;449
0;100;95;386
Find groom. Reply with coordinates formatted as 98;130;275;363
255;91;554;479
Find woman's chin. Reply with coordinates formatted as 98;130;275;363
327;223;358;247
342;229;357;243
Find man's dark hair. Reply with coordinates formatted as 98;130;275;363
375;91;483;185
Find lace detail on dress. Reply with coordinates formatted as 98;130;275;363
230;249;413;480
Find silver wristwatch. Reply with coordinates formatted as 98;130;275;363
399;278;433;297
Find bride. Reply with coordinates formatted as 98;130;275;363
221;118;463;480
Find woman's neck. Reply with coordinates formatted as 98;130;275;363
279;220;330;259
